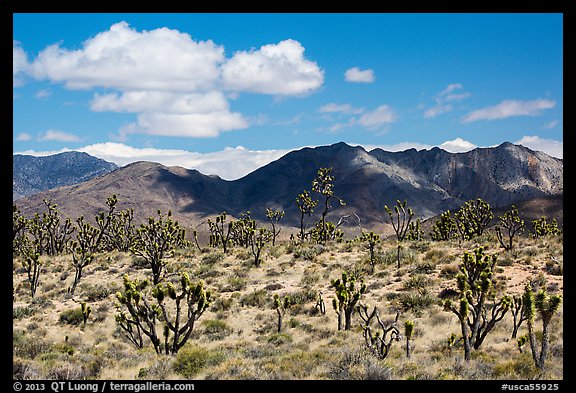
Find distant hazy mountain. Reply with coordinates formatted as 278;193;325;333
13;151;118;200
15;142;562;234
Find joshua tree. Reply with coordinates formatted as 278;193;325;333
406;219;423;241
230;211;253;248
295;190;318;243
454;198;493;241
404;320;414;358
510;294;528;339
358;231;381;274
115;275;162;353
207;212;233;253
40;199;75;256
311;167;346;244
429;210;458;241
13;205;28;255
152;272;211;354
531;216;561;238
523;283;562;370
357;304;400;360
68;195;118;295
266;208;285;246
273;294;295;333
331;271;366;330
248;223;272;267
495;205;524;251
443;247;511;361
130;210;187;285
106;206;136;252
21;247;42;298
384;200;414;269
68;216;102;296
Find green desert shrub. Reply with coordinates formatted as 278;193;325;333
173;346;225;378
59;308;84;326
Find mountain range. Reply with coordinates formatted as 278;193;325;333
13;151;118;201
13;142;563;235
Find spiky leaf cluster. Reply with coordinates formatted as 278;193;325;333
429;210;458;241
311;167;346;244
454;198;493;240
531;216;561;238
152;272;211;354
130;210;187;285
406;219;423;241
331;271;366;330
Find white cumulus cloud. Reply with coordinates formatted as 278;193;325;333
221;39;324;95
23;23;325;139
356;137;477;154
119;111;248;138
439;137;477;153
424;83;470;118
344;67;375;83
30;21;225;91
15;132;32;141
358;105;397;129
515;135;562;159
318;103;364;115
13;40;29;87
38;129;81;142
542;120;559;129
462;99;556;123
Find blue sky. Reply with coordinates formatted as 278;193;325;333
13;13;563;179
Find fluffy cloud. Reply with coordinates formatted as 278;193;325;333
119;111;248;138
15;132;32;141
462;99;556;123
30;21;224;91
356;137;477;154
344;67;375;83
542;120;559;129
439;137;477;153
13;41;29;87
514;135;562;159
24;23;324;139
91;91;229;114
358;105;397;129
221;39;324;95
318;103;363;115
35;88;51;99
424;83;470;118
424;104;452;118
38;129;81;142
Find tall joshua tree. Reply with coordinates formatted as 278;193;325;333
443;247;511;361
331;271;366;330
295;190;318;243
312;167;345;244
454;198;493;241
495;205;524;251
384;200;414;269
523;283;562;370
266;208;285;247
130;210;187;285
